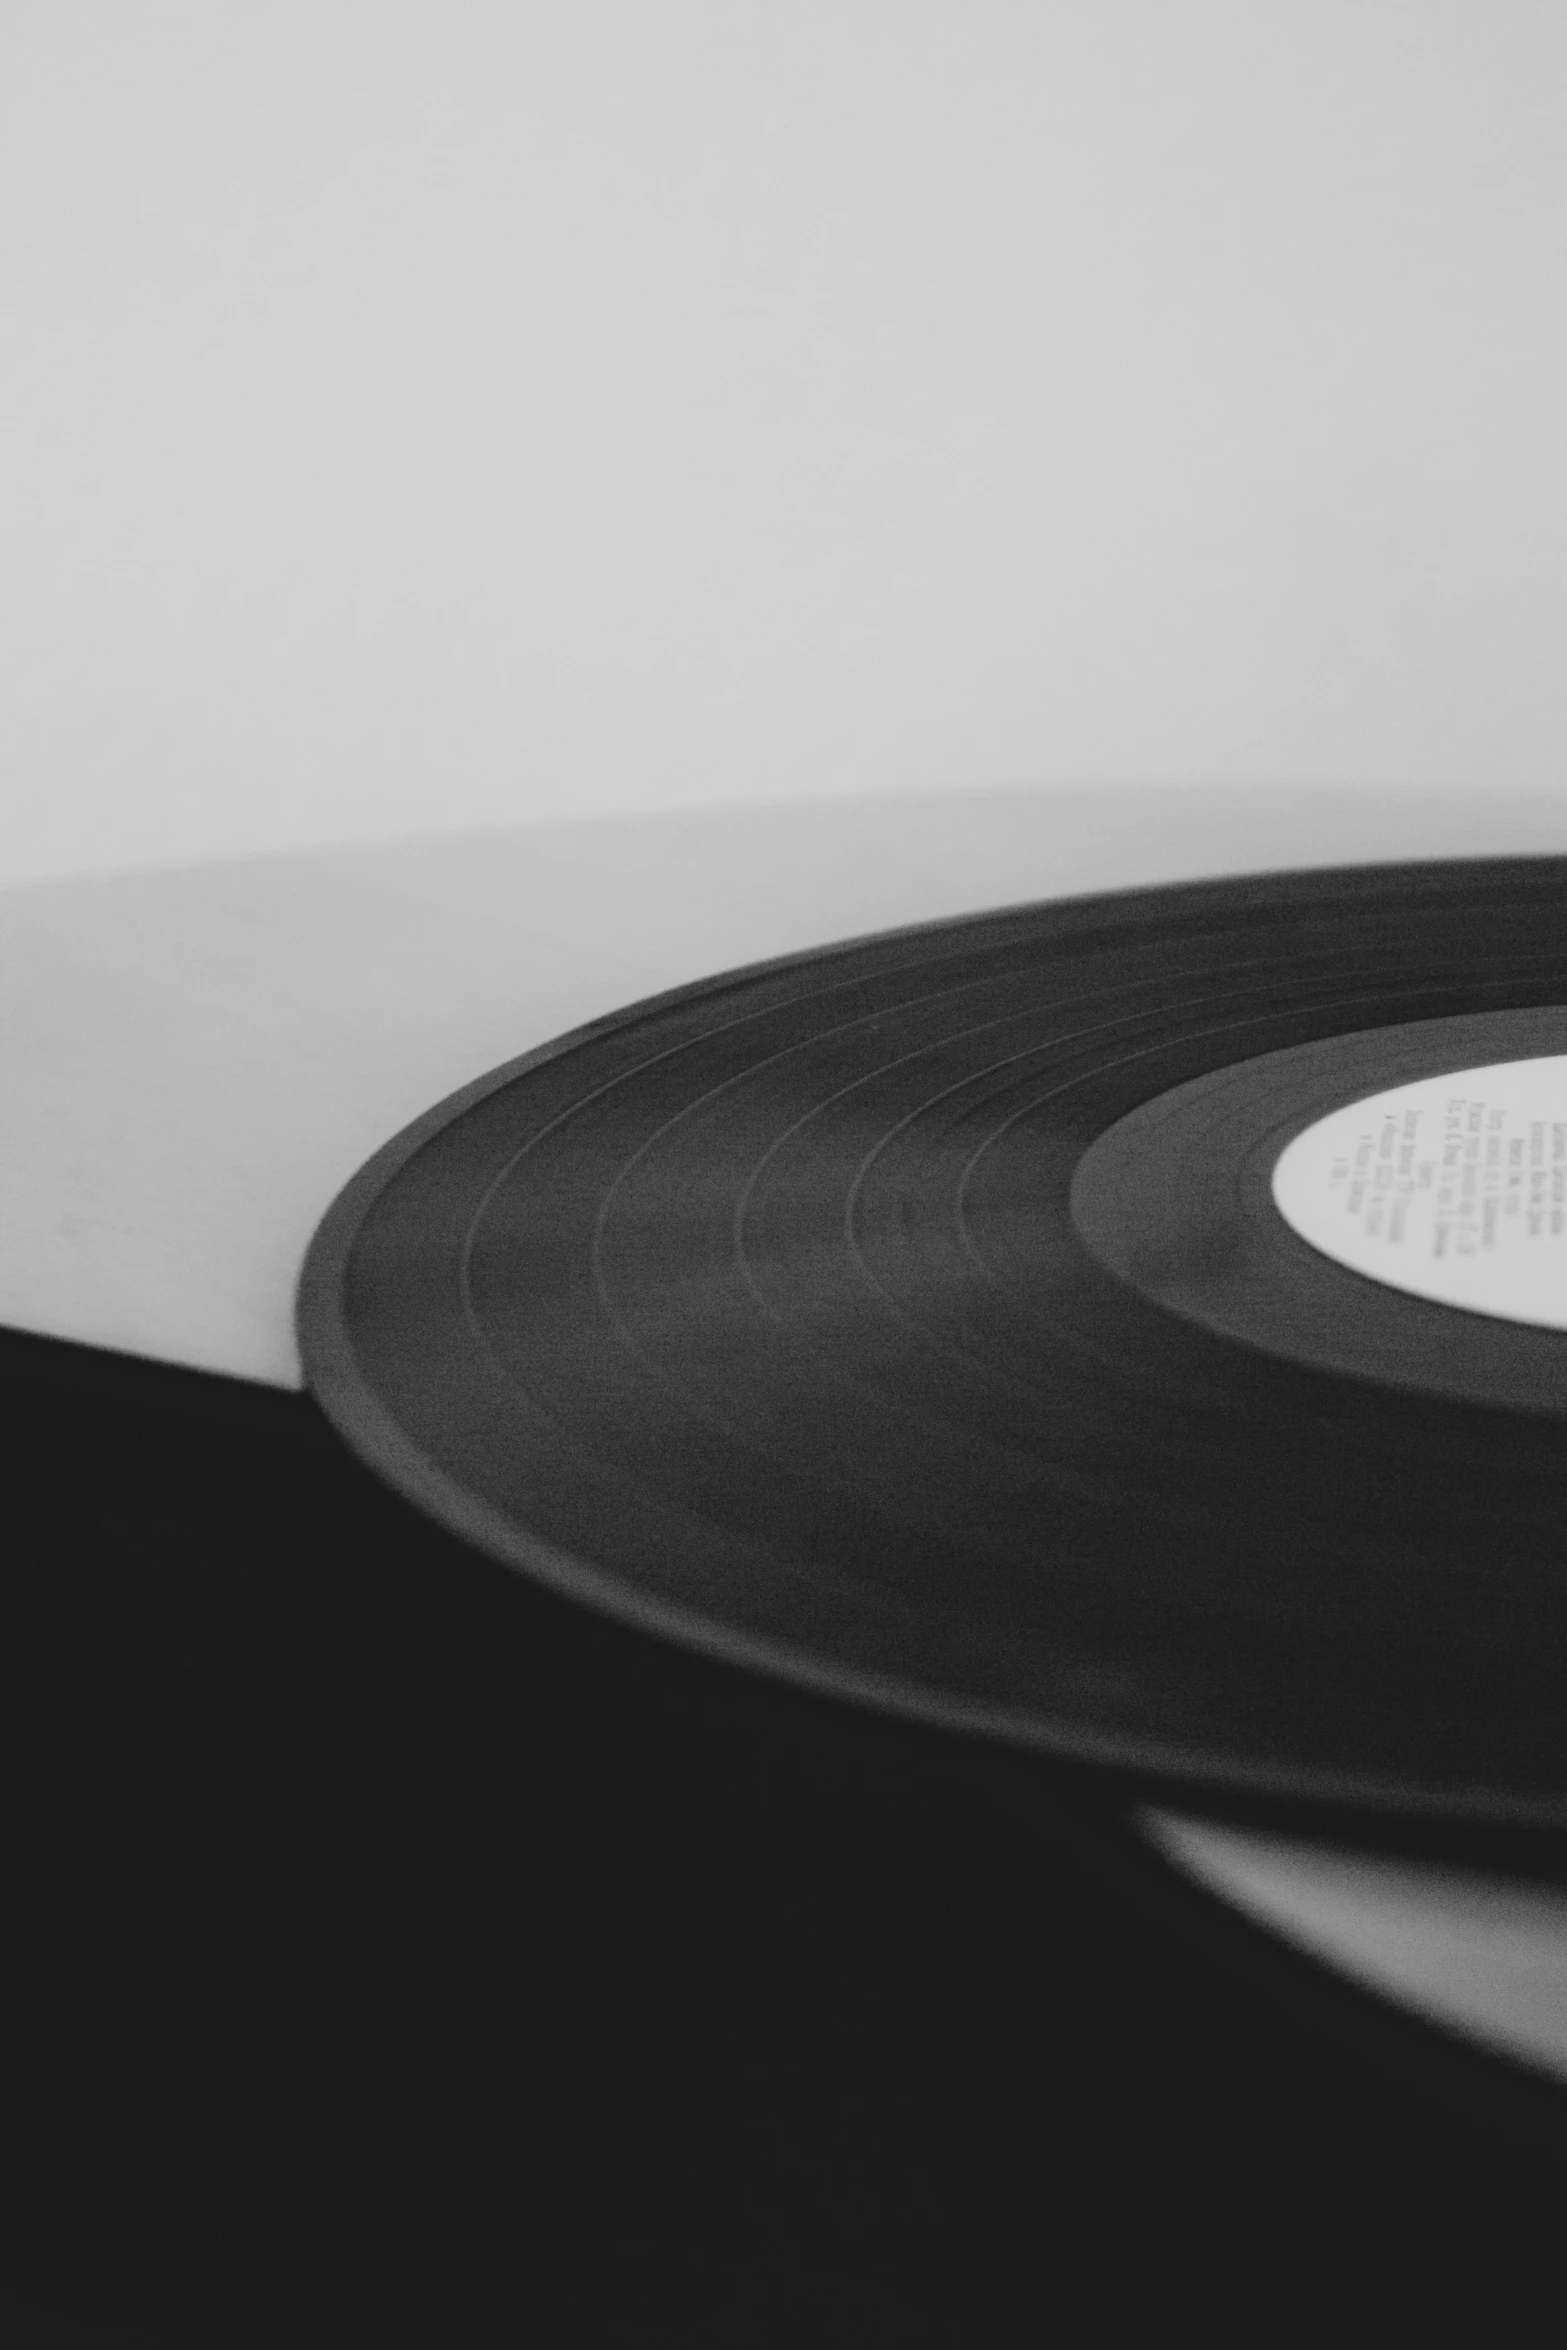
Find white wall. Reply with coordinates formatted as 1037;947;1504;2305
5;1;1566;882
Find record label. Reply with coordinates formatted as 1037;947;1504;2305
1273;1059;1567;1330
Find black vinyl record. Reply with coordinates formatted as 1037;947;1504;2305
298;857;1567;1838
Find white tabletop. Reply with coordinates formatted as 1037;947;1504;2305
6;781;1567;2085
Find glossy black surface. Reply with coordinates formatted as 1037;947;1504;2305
301;859;1567;1828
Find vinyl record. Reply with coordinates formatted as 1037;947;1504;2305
297;857;1567;1835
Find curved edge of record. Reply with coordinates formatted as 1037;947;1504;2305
300;1157;1213;1800
296;855;1567;1839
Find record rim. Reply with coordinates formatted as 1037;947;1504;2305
296;856;1567;1835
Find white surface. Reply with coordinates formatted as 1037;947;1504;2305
1149;1814;1567;2085
5;781;1567;2084
7;4;1567;880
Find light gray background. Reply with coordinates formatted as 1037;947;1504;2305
7;2;1567;883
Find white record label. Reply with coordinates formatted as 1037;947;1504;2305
1271;1058;1567;1329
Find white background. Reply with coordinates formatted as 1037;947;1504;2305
5;0;1567;884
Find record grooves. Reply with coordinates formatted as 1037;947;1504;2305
299;858;1567;1838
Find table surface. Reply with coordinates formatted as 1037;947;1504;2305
6;781;1567;2087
